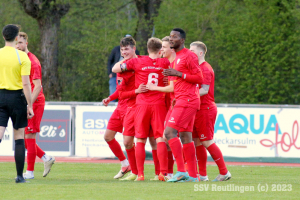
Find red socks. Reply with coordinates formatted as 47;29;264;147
107;139;126;161
168;137;185;172
135;142;146;176
126;145;138;175
157;142;168;175
196;145;207;176
207;143;227;175
168;151;174;174
25;139;36;171
36;144;45;158
182;142;197;178
152;150;160;175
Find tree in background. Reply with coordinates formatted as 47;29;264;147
18;0;70;100
134;0;163;54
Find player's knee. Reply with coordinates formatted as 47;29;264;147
202;140;214;148
104;129;116;142
164;127;177;140
179;133;192;144
123;140;133;149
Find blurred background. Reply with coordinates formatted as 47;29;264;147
1;0;300;104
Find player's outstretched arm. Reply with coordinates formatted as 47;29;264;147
112;60;124;73
199;84;210;96
146;81;174;93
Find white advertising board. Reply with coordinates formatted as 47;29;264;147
0;105;71;156
75;106;152;157
214;107;300;158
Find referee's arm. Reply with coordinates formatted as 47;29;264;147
22;75;34;119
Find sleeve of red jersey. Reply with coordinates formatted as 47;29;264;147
31;61;41;80
163;58;170;69
121;58;138;72
201;65;212;85
118;90;136;100
182;53;203;84
109;90;119;101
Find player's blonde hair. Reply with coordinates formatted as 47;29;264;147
162;36;170;42
190;41;207;55
19;32;28;42
147;37;162;54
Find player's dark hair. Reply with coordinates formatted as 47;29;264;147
147;37;162;54
120;36;136;48
2;24;20;42
172;28;186;39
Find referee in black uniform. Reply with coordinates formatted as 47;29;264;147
0;25;34;183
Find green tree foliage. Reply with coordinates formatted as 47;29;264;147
1;0;299;104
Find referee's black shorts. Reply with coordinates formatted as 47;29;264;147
0;89;28;129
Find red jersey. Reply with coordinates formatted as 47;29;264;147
168;61;176;108
122;56;170;105
117;70;136;107
115;73;128;111
200;61;215;108
171;48;201;109
27;52;45;104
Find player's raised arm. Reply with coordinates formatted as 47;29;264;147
146;80;174;92
112;60;124;73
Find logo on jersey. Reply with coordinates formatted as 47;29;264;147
177;59;180;64
200;134;206;139
120;63;127;72
117;77;123;86
169;117;175;123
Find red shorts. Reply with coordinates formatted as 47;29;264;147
135;104;167;139
192;105;217;141
166;105;197;132
164;107;172;129
25;103;45;134
107;108;126;133
123;106;136;137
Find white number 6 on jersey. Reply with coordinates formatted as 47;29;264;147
148;73;159;86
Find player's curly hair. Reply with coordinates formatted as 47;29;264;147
147;37;162;54
120;36;136;48
172;28;186;39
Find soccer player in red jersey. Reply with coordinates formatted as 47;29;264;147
16;32;55;179
163;28;203;182
147;36;176;178
113;36;147;181
112;38;170;181
101;41;132;179
190;41;231;181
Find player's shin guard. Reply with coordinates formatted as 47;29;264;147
168;137;185;172
25;139;37;171
15;139;25;177
36;144;45;159
196;145;207;176
168;151;174;174
126;145;138;175
152;150;160;175
135;142;146;177
107;138;126;161
183;142;197;178
157;142;168;175
207;143;227;175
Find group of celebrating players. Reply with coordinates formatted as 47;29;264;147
101;28;231;182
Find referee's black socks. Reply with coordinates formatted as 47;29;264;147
14;139;25;177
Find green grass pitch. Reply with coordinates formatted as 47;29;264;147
0;162;299;200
